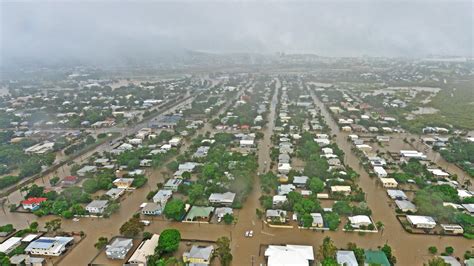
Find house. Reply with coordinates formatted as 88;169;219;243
128;234;159;265
9;254;44;266
141;202;163;216
278;163;292;174
105;188;125;200
153;189;173;205
364;250;390;266
462;204;474;214
293;176;309;188
106;238;133;260
183;245;214;265
265;245;314;266
310;213;324;227
163;179;182;191
178;162;200;172
379;178;398;188
25;236;74;256
331;186;351;195
395;200;417;213
169;137;182;147
208;192;236;206
373;166;387;178
428;169;450;179
128;169;145;176
406;215;436;229
184;206;214;222
193;146;210;158
86;200;108;214
24;142;54;155
272;195;287;207
399;150;427;160
348;215;372;229
266;209;287;223
21;197;47;211
60;175;78;186
278;184;296;195
113;178;134;189
279;154;291;164
140;159;152;167
94;158;110;166
387;189;408;200
0;237;22;254
76;165;97;177
336;250;358;266
215;207;233;219
441;224;464;235
240;139;255;148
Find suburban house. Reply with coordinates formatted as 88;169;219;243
163;178;183;191
208;192;236;206
0;237;22;254
373;166;387;178
184;206;214;222
141;202;163;216
406;215;436;229
293;176;309;188
153;189;173;205
24;237;74;256
278;184;296;195
21;197;47;211
364;250;390;266
395;200;417;213
106;238;133;260
336;250;358;266
266;209;287;223
441;224;464;235
265;245;314;266
113;178;134;189
379;178;398;188
387;189;408;200
182;245;214;265
128;234;159;265
105;188;125;200
140;159;152;167
272;195;287;207
310;213;324;228
76;165;97;177
169;137;182;147
330;186;351;195
60;175;78;187
348;215;372;229
86;200;108;214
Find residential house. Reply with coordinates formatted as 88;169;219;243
153;190;173;205
310;213;324;228
128;234;159;266
183;245;214;265
441;224;464;235
0;237;22;254
293;176;309;188
141;202;163;216
387;189;408;200
406;215;436;229
379;178;398;188
105;188;125;200
348;215;372;229
21;197;47;211
208;192;236;206
272;195;287;207
266;209;287;223
265;245;314;266
278;184;296;195
163;179;182;191
395;200;417;213
373;166;387;178
106;238;133;260
278;163;292;174
113;178;134;189
336;250;358;266
60;175;78;187
25;237;74;256
330;186;351;195
184;206;214;222
86;200;108;214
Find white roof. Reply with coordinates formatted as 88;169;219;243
331;186;351;192
0;237;22;253
265;245;314;266
337;250;358;266
21;234;38;242
348;215;371;225
128;234;159;264
407;215;436;225
428;169;450;177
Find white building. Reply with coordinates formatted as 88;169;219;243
127;234;159;265
0;237;22;254
25;237;74;256
407;215;436;229
373;166;387;178
265;245;314;266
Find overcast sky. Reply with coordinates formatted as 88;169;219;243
1;0;473;65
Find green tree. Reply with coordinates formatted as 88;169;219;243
317;237;337;261
45;218;62;233
428;246;438;254
425;257;449;266
323;212;340;231
216;236;232;266
119;216;145;237
94;237;108;249
163;199;185;221
309;178;325;193
156;229;181;255
223;213;234;224
301;213;313;228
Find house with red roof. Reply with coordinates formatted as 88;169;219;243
60;175;78;187
21;197;47;211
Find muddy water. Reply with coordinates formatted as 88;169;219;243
310;92;473;265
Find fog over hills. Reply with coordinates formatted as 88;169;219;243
1;1;472;67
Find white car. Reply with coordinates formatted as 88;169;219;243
248;230;254;237
140;220;151;226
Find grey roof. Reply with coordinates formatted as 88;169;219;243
184;245;214;260
142;202;162;212
209;192;236;203
86;200;108;209
395;200;417;211
106;238;133;260
337;250;358;266
293;176;309;184
386;189;408;200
